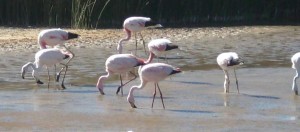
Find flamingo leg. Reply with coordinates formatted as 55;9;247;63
54;65;57;82
47;67;50;89
157;83;165;109
233;68;240;94
116;72;137;95
59;63;68;90
223;70;230;93
139;33;147;55
56;45;74;82
135;33;138;55
152;83;157;108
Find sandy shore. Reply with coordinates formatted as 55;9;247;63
0;26;294;51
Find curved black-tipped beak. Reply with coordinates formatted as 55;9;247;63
67;32;79;40
170;69;182;75
295;90;298;95
21;70;25;79
64;54;70;59
165;44;179;51
98;88;105;95
129;102;137;108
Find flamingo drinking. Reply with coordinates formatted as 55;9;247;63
21;48;72;89
217;52;244;93
96;54;152;95
127;63;181;109
148;38;178;62
117;16;162;54
38;28;79;81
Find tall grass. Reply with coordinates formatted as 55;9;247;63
0;0;299;28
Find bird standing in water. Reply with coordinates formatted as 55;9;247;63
38;28;79;82
291;52;300;95
127;63;181;109
21;48;72;89
96;54;152;95
117;16;162;54
217;52;244;94
148;38;178;62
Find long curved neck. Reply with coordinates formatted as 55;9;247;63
96;72;111;94
117;28;131;54
128;80;146;97
144;52;155;64
23;62;38;71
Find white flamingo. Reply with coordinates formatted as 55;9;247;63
148;38;178;62
291;52;300;95
38;28;79;81
21;48;72;89
127;63;181;109
217;52;244;93
117;16;162;54
96;54;153;95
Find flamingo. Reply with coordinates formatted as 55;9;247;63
38;28;79;49
291;52;300;95
127;63;181;109
148;38;178;62
117;16;162;54
38;28;79;81
217;52;244;94
96;54;153;95
21;48;72;89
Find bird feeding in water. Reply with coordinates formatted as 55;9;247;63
127;63;181;109
21;48;72;89
147;38;179;62
291;52;300;95
96;54;152;95
38;28;79;81
38;28;79;49
217;52;244;94
117;16;162;54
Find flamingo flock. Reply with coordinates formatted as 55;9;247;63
20;16;299;110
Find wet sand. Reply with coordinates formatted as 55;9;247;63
0;26;300;131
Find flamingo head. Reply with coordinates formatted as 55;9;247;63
127;95;137;108
21;63;30;79
97;83;105;95
67;32;79;40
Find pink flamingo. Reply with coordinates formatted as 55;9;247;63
96;54;153;95
117;16;162;54
127;63;181;109
217;52;244;93
38;28;79;49
148;38;178;62
38;28;79;81
291;52;300;95
21;48;72;89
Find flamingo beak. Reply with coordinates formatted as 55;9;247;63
21;70;25;79
129;101;137;108
98;88;105;95
295;90;298;95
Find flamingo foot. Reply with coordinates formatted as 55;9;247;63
36;80;44;84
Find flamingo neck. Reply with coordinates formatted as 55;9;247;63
117;28;131;54
144;52;155;64
96;72;110;94
128;81;146;99
21;62;38;78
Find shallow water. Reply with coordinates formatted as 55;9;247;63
0;26;300;131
